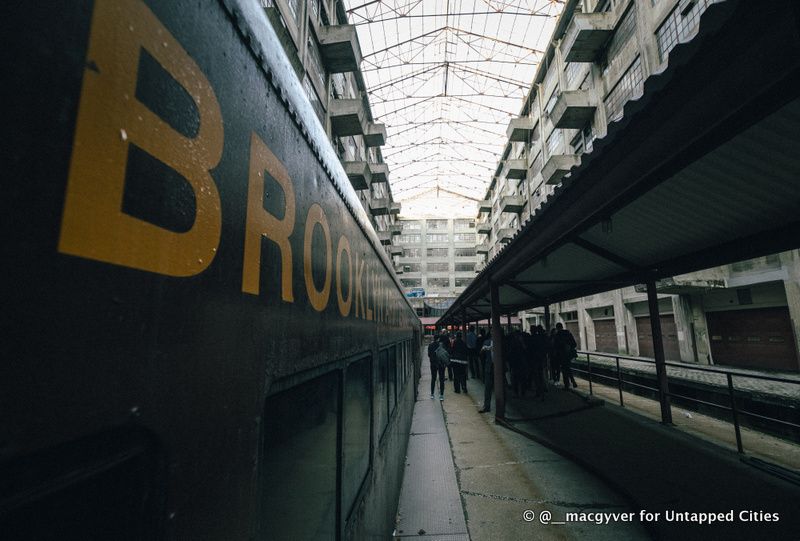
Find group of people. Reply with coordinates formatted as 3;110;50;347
427;323;578;413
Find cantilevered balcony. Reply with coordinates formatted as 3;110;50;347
504;159;527;180
506;116;539;142
552;90;597;129
497;228;515;243
561;11;615;63
343;161;371;190
476;243;490;254
476;221;491;235
475;261;486;273
394;266;404;274
329;98;365;137
542;153;581;185
363;123;387;147
370;163;388;184
316;24;362;73
370;199;401;216
389;245;403;256
377;231;392;245
478;199;492;213
388;224;403;236
500;195;525;214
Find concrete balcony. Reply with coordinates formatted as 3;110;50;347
476;222;491;235
363;123;387;147
551;90;597;129
316;24;362;73
504;159;527;180
561;11;615;63
394;266;404;274
506;116;539;142
498;228;515;244
500;195;526;214
343;161;371;190
389;245;403;256
369;162;388;184
478;199;492;213
377;231;392;245
475;261;486;273
542;153;581;185
329;98;365;137
388;224;403;236
370;199;401;216
476;243;490;254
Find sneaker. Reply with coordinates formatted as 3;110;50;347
430;394;435;399
439;394;444;401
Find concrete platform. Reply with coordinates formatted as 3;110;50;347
395;346;800;540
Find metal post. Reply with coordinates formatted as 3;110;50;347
506;314;512;334
616;356;624;407
543;304;550;331
727;373;744;453
646;280;673;425
587;354;593;395
491;281;506;421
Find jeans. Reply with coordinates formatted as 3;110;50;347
451;360;468;392
430;364;445;395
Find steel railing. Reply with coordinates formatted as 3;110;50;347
569;350;800;454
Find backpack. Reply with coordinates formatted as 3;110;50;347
435;344;451;367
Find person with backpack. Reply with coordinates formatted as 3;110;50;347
552;323;578;389
427;335;450;400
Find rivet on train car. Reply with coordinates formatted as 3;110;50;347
130;406;140;417
128;25;134;32
197;258;203;265
120;129;128;141
169;512;176;520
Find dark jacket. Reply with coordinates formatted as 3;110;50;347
451;338;469;360
552;329;577;361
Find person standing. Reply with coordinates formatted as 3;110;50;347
428;335;449;400
479;335;493;413
466;325;478;379
553;323;578;389
450;331;469;393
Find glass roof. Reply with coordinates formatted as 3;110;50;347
345;0;565;216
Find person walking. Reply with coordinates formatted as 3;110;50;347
466;326;478;379
529;325;549;397
479;335;494;413
548;327;560;383
552;323;578;389
450;331;469;393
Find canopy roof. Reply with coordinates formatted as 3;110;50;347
440;0;800;324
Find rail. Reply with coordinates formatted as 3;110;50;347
569;350;800;455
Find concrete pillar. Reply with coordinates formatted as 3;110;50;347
612;289;627;354
491;281;506;420
688;294;712;365
780;250;800;370
671;294;696;363
544;304;551;331
647;280;673;425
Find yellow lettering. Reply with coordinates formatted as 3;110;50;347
59;0;223;276
242;133;295;301
355;255;365;319
336;235;353;317
303;204;332;312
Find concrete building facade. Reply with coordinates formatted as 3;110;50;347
262;0;402;264
474;0;800;372
395;218;481;316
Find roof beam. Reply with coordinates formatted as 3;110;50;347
571;237;642;272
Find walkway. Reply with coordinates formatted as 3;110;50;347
395;346;800;540
394;352;646;540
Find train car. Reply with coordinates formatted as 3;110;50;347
2;0;421;539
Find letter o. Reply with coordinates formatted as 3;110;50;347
336;235;353;316
303;203;332;312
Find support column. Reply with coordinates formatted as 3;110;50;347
647;280;673;425
491;281;506;421
543;304;550;331
506;314;512;333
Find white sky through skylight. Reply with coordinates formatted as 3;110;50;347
345;0;565;217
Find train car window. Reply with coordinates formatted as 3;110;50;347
388;346;397;414
342;356;371;518
375;350;389;440
396;346;403;393
259;372;339;541
0;427;163;541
